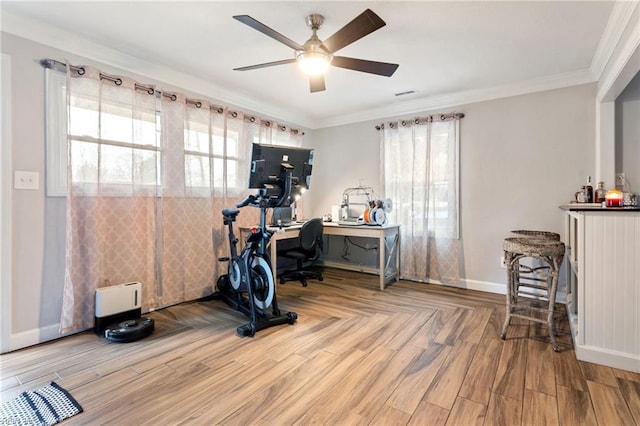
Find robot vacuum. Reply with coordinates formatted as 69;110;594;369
104;317;155;343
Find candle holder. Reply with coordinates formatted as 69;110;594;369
605;189;624;207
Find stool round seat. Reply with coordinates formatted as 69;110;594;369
511;230;560;241
503;237;565;259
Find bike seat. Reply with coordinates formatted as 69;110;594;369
222;208;240;220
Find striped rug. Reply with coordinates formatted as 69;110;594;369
1;382;83;425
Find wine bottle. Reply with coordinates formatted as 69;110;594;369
595;181;607;203
585;176;594;203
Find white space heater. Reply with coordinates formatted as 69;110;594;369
94;282;154;342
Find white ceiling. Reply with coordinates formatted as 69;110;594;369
1;1;618;129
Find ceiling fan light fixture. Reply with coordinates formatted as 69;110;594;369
233;10;398;92
296;51;332;76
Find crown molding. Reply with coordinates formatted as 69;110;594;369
314;69;597;129
597;24;640;102
1;11;315;128
590;1;639;80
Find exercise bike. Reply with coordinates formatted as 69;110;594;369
214;165;298;337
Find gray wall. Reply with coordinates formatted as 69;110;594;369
308;85;596;288
616;71;640;193
3;34;58;347
1;31;597;350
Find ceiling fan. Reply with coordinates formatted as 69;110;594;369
232;9;399;93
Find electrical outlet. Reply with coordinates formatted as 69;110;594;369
14;171;39;190
616;172;626;187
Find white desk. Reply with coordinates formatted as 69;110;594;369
249;222;401;291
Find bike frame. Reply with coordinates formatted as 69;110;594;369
215;166;297;336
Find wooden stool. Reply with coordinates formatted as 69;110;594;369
509;229;561;297
501;237;565;351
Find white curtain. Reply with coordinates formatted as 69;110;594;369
60;65;301;331
380;117;461;284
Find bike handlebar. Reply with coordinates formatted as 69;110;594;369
236;194;257;208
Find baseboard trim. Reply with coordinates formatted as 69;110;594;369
5;323;85;353
576;345;640;373
417;277;506;295
410;277;567;303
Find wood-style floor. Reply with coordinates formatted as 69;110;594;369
1;269;639;425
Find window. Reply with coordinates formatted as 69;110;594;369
382;118;460;239
45;68;269;197
183;121;241;196
46;68;162;196
68;88;161;195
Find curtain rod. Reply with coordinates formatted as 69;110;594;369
374;112;465;130
40;58;305;136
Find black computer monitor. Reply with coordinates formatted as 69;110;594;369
248;143;314;194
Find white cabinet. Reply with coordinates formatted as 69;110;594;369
564;209;640;372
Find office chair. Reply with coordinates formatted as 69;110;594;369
278;218;324;287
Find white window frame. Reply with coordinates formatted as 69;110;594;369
183;126;243;196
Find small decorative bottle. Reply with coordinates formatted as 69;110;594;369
585;176;594;203
595;181;607;203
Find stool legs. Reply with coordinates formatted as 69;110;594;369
500;252;521;342
500;252;562;352
546;256;561;352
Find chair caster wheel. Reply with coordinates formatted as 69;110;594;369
287;312;297;324
319;277;324;282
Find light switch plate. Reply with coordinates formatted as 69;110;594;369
14;171;39;190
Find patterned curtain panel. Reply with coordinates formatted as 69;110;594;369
60;65;301;331
380;118;461;285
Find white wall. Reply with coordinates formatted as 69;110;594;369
309;84;596;288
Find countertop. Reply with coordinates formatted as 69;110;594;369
559;203;640;211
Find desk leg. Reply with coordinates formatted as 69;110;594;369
396;230;400;281
380;228;401;289
385;232;400;282
379;233;385;291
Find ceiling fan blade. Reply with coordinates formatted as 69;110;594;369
309;75;326;93
233;58;297;71
331;56;399;77
233;15;305;51
322;9;386;53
